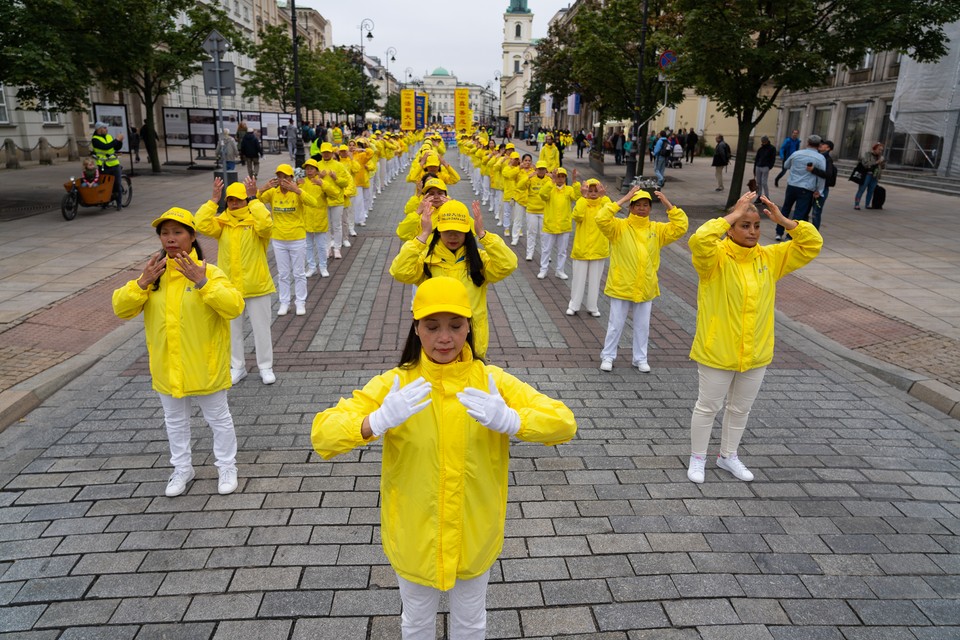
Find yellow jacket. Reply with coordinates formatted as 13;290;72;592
501;163;521;202
512;171;530;207
194;200;275;298
311;345;576;590
539;143;560;171
539;182;581;234
257;187;317;241
525;175;552;214
489;156;506;190
389;233;518;358
689;218;823;371
596;203;688;303
316;158;351;206
570;196;612;260
112;249;244;398
353;149;374;188
299;177;341;233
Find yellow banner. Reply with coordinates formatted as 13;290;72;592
401;89;415;131
454;88;470;132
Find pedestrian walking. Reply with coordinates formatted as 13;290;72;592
753;136;776;202
389;199;518;359
112;207;245;497
218;129;239;171
854;142;886;210
128;125;141;163
685;129;699;163
195;177;277;386
712;135;732;191
686;191;823;484
596;186;688;373
566;179;612;317
239;123;263;179
311;276;576;640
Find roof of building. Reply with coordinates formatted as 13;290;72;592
431;67;451;76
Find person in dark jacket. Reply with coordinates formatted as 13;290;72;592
711;135;731;191
807;139;836;229
684;130;699;163
239;124;263;179
753;136;777;202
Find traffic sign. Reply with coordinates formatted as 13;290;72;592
202;30;229;56
659;50;678;70
203;61;236;96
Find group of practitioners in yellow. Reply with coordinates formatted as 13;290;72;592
112;122;821;639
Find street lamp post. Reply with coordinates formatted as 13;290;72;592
404;67;414;89
358;18;374;127
629;0;651;183
289;0;305;166
384;47;397;99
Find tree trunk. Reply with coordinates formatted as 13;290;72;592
142;73;162;174
725;117;755;208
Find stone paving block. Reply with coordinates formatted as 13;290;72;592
813;554;883;576
156;569;232;596
847;599;933;626
57;625;139;640
0;604;46;632
272;544;345;566
566;554;636;579
485;581;544;609
12;575;93;603
837;627;918;640
780;598;859;625
864;576;940;599
183;527;249;549
540;578;611;605
108;596;190;625
308;525;374;545
84;498;152;518
1;555;79;581
737;574;811;598
54;533;126;555
664;598;739;626
799;575;874;599
911;627;960;640
689;551;761;574
229;566;300;592
628;630;700;640
871;553;944;575
923;574;960;597
139;549;211;572
520;606;597;635
821;534;889;554
914;598;960;625
135;622;215;640
329;589;400;616
118;530;187;551
183;592;262;621
769;625;844;639
206;545;275;569
606;574;678;601
730;598;790;625
211;619;291;640
291;617;369;640
705;533;772;553
699;625;775;640
586;533;651;554
645;532;710;552
0;538;62;561
629;551;697;575
753;553;822;575
762;534;832;554
258;589;333;618
299;566;369;590
500;557;569;582
672;573;745;598
36;599;120;628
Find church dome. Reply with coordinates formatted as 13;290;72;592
431;67;451;76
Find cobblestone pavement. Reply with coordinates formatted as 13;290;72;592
1;151;959;638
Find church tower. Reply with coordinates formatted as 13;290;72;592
501;0;533;124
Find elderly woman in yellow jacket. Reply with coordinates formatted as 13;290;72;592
299;158;341;278
521;160;553;261
508;154;533;244
389;200;517;359
113;208;245;498
596;186;688;373
196;177;276;386
499;151;522;236
687;191;822;485
537;167;579;280
567;178;612;317
539;133;560;171
312;276;576;639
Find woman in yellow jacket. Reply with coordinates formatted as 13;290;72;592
508;154;533;244
487;145;506;218
567;178;612;317
311;276;576;639
112;208;245;498
396;177;448;241
337;145;364;242
389;200;518;359
195;177;277;386
537;167;580;280
596;186;688;373
539;133;560;171
687;191;822;484
499;151;521;235
299;158;341;278
521;160;553;261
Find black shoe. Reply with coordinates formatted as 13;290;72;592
715;187;723;191
774;178;780;188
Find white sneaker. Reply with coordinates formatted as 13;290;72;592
555;271;569;280
349;230;357;237
277;303;289;316
526;255;533;261
565;308;576;316
320;268;330;277
589;310;602;318
600;359;613;372
537;271;547;279
342;239;351;248
230;367;247;385
511;238;519;246
295;303;306;316
359;222;366;227
260;368;276;385
305;268;316;277
635;362;651;373
217;468;238;495
334;249;342;259
716;454;754;481
687;455;706;484
165;467;195;497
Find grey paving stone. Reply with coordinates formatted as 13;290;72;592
848;599;933;626
486;581;544;609
206;545;275;568
872;553;944;575
541;578;611;605
628;630;700;640
300;566;369;590
54;533;127;555
211;619;291;640
57;625;139;640
135;622;215;640
0;604;46;632
689;551;761;574
780;598;859;625
753;553;822;575
731;598;790;625
108;596;189;624
915;598;960;625
258;590;332;617
2;555;79;581
183;592;262;621
156;569;232;596
566;555;636;579
329;589;400;616
12;575;94;603
520;606;598;635
0;538;62;561
673;573;745;598
500;557;569;582
813;554;883;576
118;530;188;551
664;598;739;626
86;573;164;599
800;575;875;599
607;575;678;601
865;576;940;599
698;625;775;640
229;566;300;592
768;625;844;639
737;574;811;598
291;617;369;640
587;533;651;554
36;599;120;628
139;549;210;572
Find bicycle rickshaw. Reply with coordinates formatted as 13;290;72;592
61;171;133;220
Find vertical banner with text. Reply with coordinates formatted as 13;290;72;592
454;88;471;132
414;94;426;130
401;89;416;131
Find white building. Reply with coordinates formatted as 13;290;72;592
500;0;536;133
421;68;498;127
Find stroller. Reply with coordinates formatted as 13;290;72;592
668;142;684;168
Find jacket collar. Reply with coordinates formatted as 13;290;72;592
627;214;651;230
722;237;760;262
417;343;477;384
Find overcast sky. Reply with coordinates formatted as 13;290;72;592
298;0;573;86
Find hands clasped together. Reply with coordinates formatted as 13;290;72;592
367;374;520;437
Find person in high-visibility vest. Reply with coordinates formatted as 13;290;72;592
91;121;124;209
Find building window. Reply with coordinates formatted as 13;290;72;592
840;105;868;160
813;107;831;139
515;23;522;39
191;85;199;107
41;100;60;125
514;59;521;74
0;84;8;123
786;108;803;137
860;50;873;70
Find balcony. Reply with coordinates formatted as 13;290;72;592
847;69;872;84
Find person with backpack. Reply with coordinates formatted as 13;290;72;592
653;131;671;188
712;134;731;191
807;139;836;229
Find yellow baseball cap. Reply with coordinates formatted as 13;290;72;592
585;178;600;187
303;158;320;170
557;167;568;175
338;144;349;152
319;142;334;153
435;200;472;233
505;143;516;150
423;154;440;168
535;161;548;169
151;207;195;230
412;276;472;320
630;190;653;203
275;164;294;176
423;177;447;193
509;152;520;159
225;182;247;200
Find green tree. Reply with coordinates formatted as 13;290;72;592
243;24;297;114
383;92;401;121
672;0;960;206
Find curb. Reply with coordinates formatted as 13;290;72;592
776;309;960;419
0;322;143;433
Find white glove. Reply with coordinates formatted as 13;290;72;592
368;375;432;437
457;374;520;436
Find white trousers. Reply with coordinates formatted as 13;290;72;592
305;231;329;271
481;175;491;203
377;160;386;191
601;298;652;365
568;259;606;313
364;186;374;212
351;189;366;226
397;570;490;640
510;203;526;240
690;363;767;457
491;189;502;217
272;238;306;305
158;390;237;472
328;205;345;250
230;294;273;372
501;200;512;230
524;213;543;259
472;167;481;192
540;232;570;274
